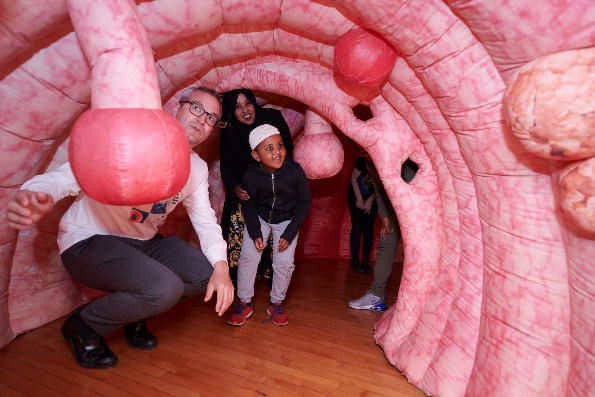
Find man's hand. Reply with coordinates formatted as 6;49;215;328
7;190;55;230
204;261;234;316
253;237;266;251
380;217;393;239
277;238;289;252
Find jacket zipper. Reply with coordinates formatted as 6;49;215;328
269;173;276;223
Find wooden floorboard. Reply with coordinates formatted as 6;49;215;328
0;258;425;397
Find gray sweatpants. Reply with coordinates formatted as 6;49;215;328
369;212;401;297
237;217;298;304
61;234;213;337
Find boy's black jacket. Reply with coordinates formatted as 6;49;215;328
241;158;312;243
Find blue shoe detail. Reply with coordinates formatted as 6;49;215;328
370;301;388;311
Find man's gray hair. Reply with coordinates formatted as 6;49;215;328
178;86;221;120
179;86;220;104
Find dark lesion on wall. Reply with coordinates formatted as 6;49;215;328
352;104;373;121
402;158;418;183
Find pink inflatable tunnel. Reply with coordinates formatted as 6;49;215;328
1;1;594;396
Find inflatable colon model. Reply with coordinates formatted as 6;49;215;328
0;1;593;396
67;0;190;205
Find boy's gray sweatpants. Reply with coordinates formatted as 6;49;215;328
237;217;298;304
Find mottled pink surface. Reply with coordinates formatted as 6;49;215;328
558;158;595;234
504;48;595;161
67;0;161;109
294;109;344;179
1;0;594;396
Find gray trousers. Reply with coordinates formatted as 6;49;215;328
61;234;213;336
370;212;401;297
237;217;298;304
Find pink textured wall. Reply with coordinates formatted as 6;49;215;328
1;0;594;396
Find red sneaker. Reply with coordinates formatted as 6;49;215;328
266;302;288;326
228;302;252;326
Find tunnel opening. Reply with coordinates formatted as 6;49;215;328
401;158;419;183
352;104;373;121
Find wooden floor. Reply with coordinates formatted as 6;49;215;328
0;258;426;397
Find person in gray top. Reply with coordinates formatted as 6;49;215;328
348;144;418;311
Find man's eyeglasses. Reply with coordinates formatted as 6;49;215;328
179;101;219;128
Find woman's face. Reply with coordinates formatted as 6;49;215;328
234;93;256;125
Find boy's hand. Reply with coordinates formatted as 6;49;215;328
7;190;55;230
277;238;289;252
254;238;266;251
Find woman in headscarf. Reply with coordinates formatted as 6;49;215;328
219;89;294;288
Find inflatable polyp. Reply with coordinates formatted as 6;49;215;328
503;48;595;161
334;28;398;89
559;157;595;234
294;133;344;179
69;108;190;206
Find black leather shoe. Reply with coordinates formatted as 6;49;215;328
61;308;118;369
124;320;157;350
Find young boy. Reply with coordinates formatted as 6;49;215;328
228;124;312;326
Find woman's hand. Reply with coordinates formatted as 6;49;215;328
363;196;375;214
355;197;365;209
234;185;249;201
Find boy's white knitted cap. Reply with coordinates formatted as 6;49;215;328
249;124;280;150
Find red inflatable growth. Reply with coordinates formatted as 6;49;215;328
334;28;398;89
69;108;190;205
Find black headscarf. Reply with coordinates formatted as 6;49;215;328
219;89;264;164
221;89;263;129
220;89;295;154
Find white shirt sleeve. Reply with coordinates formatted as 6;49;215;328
182;155;227;266
21;162;81;202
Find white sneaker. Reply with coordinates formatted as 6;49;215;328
348;291;388;311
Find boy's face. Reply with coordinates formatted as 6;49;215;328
251;134;286;173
